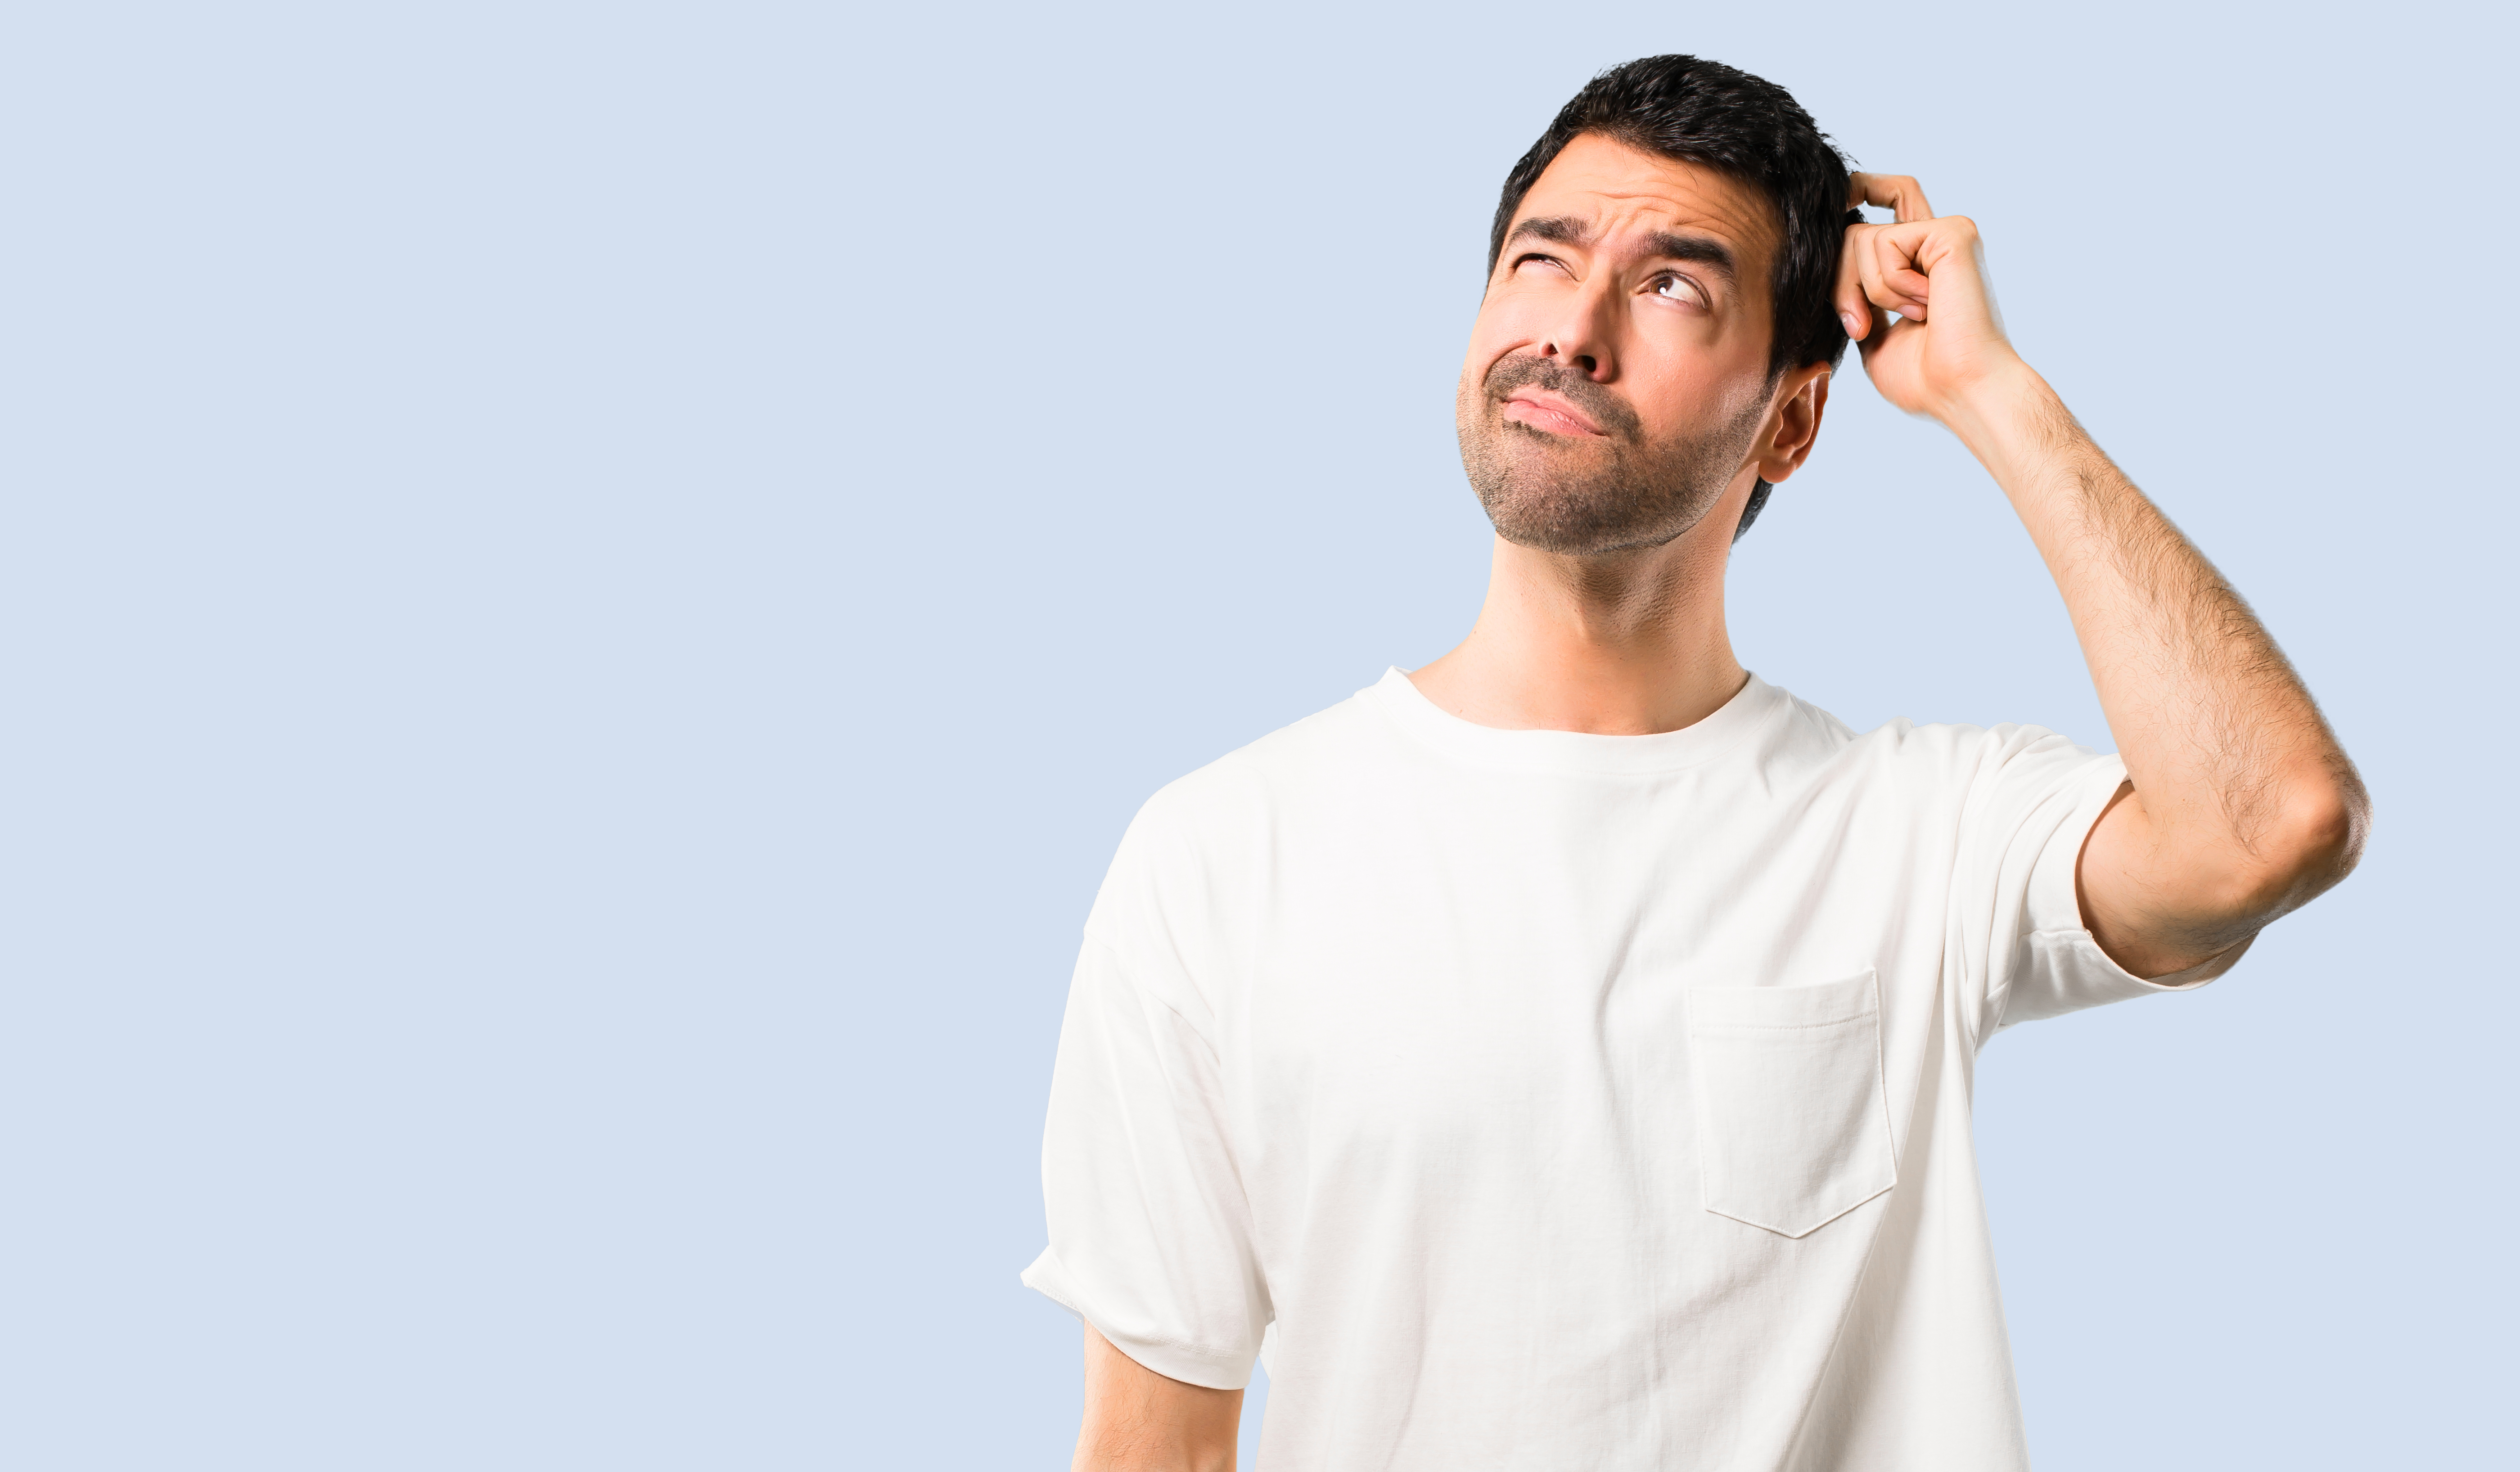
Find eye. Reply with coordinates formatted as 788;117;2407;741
1512;252;1570;276
1651;271;1705;308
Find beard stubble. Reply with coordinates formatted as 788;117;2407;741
1458;355;1772;556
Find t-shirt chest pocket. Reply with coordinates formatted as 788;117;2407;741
1685;968;1897;1238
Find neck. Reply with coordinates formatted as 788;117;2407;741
1411;485;1749;736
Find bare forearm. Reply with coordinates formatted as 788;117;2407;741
1074;1325;1243;1472
1948;365;2368;952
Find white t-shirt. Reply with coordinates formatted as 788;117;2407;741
1024;668;2245;1470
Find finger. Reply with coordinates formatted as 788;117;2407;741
1853;302;1893;365
1854;226;1927;320
1833;222;1873;340
1847;171;1936;223
1872;225;1934;316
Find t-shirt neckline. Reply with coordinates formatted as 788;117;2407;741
1362;665;1787;776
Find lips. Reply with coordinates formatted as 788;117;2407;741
1501;389;1604;437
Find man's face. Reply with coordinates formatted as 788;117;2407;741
1458;133;1788;556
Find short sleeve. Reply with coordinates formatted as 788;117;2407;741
1955;732;2250;1046
1020;932;1269;1389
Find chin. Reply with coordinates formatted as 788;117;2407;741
1482;485;1706;557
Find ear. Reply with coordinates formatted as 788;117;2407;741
1751;366;1830;484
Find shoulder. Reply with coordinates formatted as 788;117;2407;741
1758;683;2096;794
1087;679;1394;934
1129;679;1399;835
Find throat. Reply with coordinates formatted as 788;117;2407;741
1408;530;1745;736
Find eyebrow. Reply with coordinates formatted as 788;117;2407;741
1502;216;1741;289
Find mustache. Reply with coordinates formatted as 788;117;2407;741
1483;355;1641;441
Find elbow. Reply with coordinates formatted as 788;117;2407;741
2291;764;2371;890
2237;768;2371;918
2111;764;2369;967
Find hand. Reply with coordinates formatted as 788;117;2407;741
1834;173;2025;422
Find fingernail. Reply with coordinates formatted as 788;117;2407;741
1841;311;1862;336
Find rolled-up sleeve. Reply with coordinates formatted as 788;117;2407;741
1959;738;2252;1042
1993;756;2252;1032
1022;932;1268;1389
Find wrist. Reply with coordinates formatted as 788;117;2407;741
1937;357;2075;483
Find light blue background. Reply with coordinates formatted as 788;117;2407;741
4;3;2508;1467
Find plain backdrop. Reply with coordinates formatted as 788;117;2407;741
2;3;2510;1467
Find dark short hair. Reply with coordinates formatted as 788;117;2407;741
1487;56;1853;539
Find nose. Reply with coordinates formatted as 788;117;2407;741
1539;277;1619;381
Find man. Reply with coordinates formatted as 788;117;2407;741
1023;54;2366;1471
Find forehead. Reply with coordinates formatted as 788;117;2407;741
1510;132;1779;270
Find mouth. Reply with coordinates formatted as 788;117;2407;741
1499;388;1605;437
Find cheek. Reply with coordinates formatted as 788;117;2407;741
1460;295;1551;394
1628;348;1757;438
1458;315;1513;398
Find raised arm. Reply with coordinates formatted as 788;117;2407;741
1835;173;2369;978
1072;1324;1243;1472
